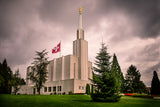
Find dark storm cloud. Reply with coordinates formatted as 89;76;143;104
0;0;160;84
143;62;160;86
146;62;160;74
32;0;160;40
98;0;160;39
37;0;97;30
126;41;160;63
0;0;41;66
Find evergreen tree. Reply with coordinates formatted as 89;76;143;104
91;43;121;102
91;84;94;94
125;65;146;93
86;84;90;94
29;49;49;95
151;71;160;95
0;59;12;94
0;62;4;87
111;54;124;92
11;69;24;95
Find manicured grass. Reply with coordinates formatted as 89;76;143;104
0;94;160;107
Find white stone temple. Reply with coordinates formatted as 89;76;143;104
15;8;92;95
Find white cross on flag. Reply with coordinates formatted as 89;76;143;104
52;42;61;54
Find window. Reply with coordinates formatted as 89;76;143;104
58;86;61;91
82;86;84;90
44;87;47;92
74;63;76;78
79;86;81;89
53;86;56;91
33;88;36;94
48;87;51;92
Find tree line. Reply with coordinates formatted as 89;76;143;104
0;59;25;94
1;44;160;99
91;43;160;102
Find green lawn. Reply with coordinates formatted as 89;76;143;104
0;94;160;107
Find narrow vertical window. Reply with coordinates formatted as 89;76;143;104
51;66;53;81
58;86;62;91
88;67;90;79
53;86;56;92
74;63;76;78
44;87;47;92
48;87;51;92
82;86;84;90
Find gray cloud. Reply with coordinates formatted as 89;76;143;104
0;0;159;87
126;40;160;63
101;0;160;38
146;62;160;74
143;62;160;86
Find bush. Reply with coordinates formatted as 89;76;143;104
86;84;90;94
62;92;65;95
68;91;73;95
91;93;121;102
125;93;134;96
132;93;153;98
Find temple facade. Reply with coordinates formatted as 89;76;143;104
14;8;92;95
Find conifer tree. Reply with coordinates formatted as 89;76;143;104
0;59;12;94
125;65;146;93
111;54;124;92
29;49;49;95
86;84;90;94
91;43;121;102
151;71;160;95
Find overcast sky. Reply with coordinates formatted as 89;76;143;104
0;0;160;87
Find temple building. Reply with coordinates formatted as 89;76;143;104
15;8;92;95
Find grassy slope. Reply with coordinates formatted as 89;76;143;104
0;95;160;107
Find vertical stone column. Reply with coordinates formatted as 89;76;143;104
53;59;56;81
62;56;64;80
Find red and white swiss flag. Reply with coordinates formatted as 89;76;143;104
52;42;61;54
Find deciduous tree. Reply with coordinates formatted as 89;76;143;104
29;49;49;95
11;69;25;95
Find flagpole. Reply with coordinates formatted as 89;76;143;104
59;41;61;57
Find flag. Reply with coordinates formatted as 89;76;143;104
52;42;61;54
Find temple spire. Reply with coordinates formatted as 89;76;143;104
77;7;84;39
79;7;82;29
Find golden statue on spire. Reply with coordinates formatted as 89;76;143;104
79;7;82;14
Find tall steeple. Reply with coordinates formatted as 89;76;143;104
73;8;88;80
77;7;84;40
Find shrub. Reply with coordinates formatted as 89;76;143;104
125;93;134;96
132;93;153;98
62;92;65;95
68;91;73;95
86;84;90;94
91;93;121;102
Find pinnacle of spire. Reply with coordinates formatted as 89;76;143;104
79;7;82;29
79;7;82;15
77;7;84;40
